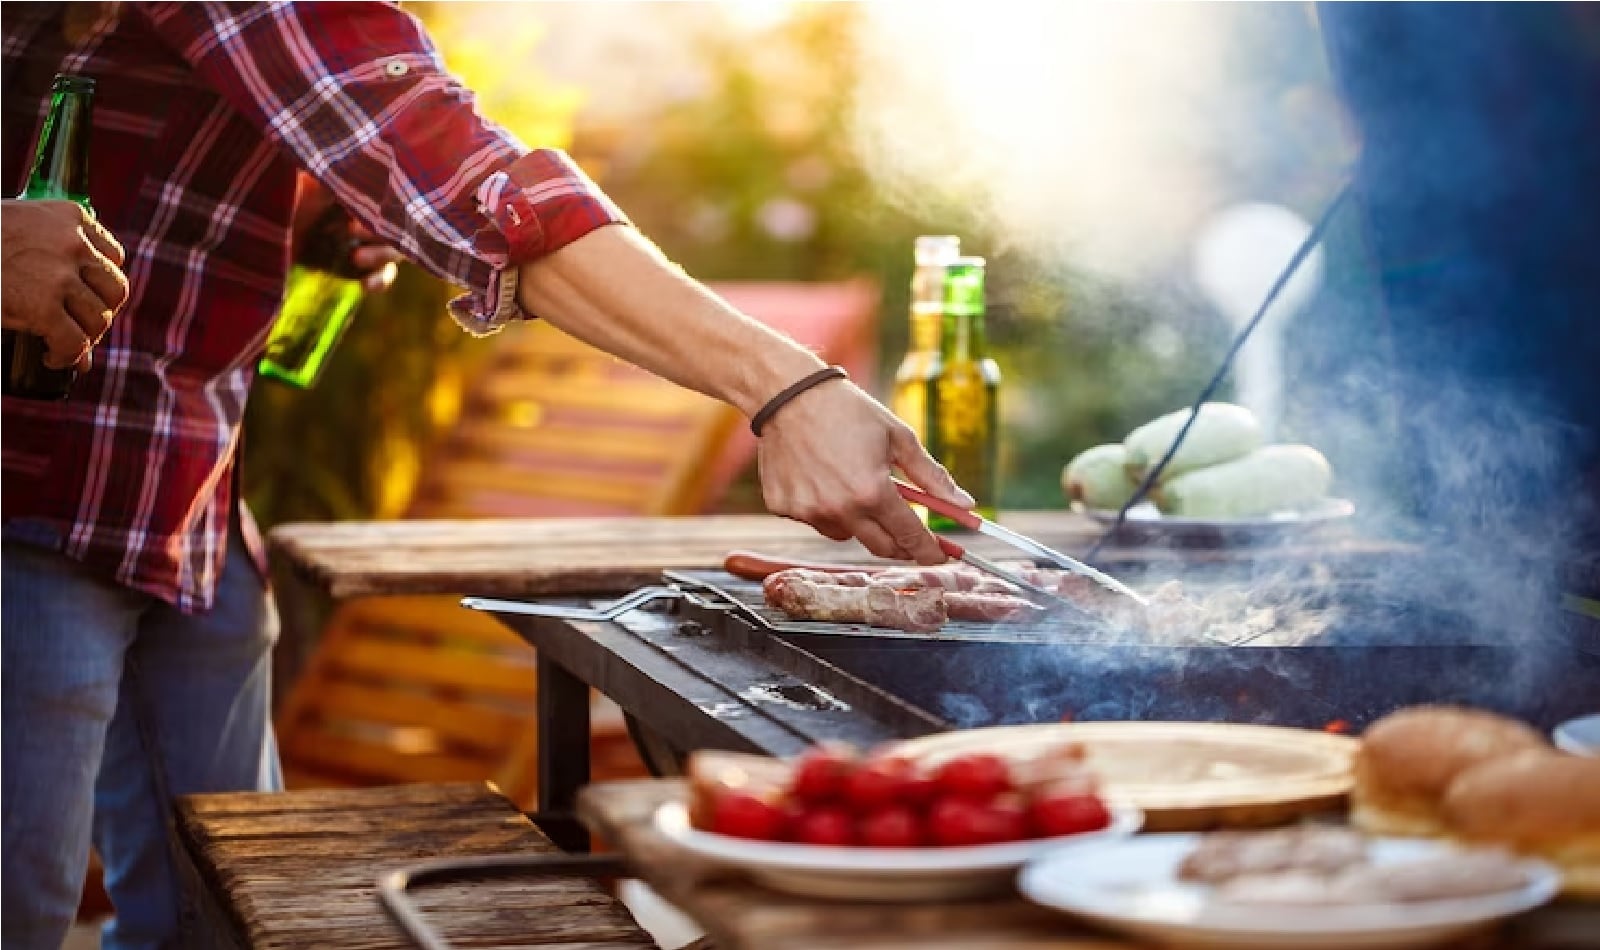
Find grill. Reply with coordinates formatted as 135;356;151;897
650;568;1597;733
477;557;1599;780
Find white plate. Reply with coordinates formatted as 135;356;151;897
1554;713;1600;756
1018;834;1560;950
653;799;1142;901
1075;497;1355;542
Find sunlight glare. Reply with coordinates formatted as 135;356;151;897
853;1;1282;279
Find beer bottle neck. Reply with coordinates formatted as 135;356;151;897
21;83;93;207
941;310;989;361
940;261;987;361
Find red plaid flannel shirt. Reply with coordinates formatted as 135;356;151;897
2;2;626;611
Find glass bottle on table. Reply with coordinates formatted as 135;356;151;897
258;202;366;388
4;75;97;401
891;235;961;442
926;256;1000;531
891;235;961;523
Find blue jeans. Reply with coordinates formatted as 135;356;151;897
2;529;282;950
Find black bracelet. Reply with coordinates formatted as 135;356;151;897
750;366;848;436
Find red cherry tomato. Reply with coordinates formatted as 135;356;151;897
928;795;1028;846
897;762;940;808
710;791;787;841
791;806;857;846
845;756;917;812
1029;791;1112;838
859;805;925;848
933;753;1014;801
790;743;859;804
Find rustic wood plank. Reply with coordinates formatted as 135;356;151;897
184;782;498;816
269;513;1409;600
179;783;655;950
576;778;1599;950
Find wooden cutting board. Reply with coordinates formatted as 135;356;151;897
893;722;1357;832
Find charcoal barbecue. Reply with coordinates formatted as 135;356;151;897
472;556;1600;795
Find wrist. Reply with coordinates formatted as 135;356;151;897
728;342;828;418
750;366;849;436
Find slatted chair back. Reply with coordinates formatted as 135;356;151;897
276;595;543;799
409;320;741;518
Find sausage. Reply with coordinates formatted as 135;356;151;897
762;570;948;632
724;550;885;582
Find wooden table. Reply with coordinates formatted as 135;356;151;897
578;778;1600;950
268;512;1407;601
177;782;655;949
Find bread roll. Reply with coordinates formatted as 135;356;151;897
1352;705;1546;837
1442;749;1600;899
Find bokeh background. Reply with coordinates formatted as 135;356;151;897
243;1;1359;531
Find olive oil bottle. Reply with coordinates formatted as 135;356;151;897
926;256;1000;530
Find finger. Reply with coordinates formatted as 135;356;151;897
350;244;401;271
851;519;907;561
774;492;853;543
39;308;90;370
75;348;93;376
870;487;947;564
808;517;853;543
64;281;113;344
891;428;975;508
79;211;126;268
77;247;130;316
360;260;399;293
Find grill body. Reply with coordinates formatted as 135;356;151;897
662;570;1599;733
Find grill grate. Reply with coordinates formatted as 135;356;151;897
662;569;1343;647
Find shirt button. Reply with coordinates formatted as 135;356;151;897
383;59;409;78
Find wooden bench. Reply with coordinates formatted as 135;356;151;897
176;782;658;949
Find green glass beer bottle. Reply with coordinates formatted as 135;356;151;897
926;256;1001;531
257;203;365;388
4;75;96;401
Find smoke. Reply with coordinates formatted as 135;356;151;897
849;2;1350;280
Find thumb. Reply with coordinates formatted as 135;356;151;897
891;428;975;508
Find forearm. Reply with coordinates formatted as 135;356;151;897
514;224;825;416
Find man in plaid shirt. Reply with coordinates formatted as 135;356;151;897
2;4;969;946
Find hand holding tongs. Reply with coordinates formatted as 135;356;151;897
896;479;1150;607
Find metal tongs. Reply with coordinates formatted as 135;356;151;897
897;479;1150;608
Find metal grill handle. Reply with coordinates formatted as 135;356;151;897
461;587;681;621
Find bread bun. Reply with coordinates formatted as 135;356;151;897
1352;705;1546;837
1442;749;1600;899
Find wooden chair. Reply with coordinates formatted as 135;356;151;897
273;281;881;809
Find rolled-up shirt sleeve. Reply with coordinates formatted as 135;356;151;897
137;0;628;333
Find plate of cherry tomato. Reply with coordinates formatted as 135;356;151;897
660;744;1143;901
